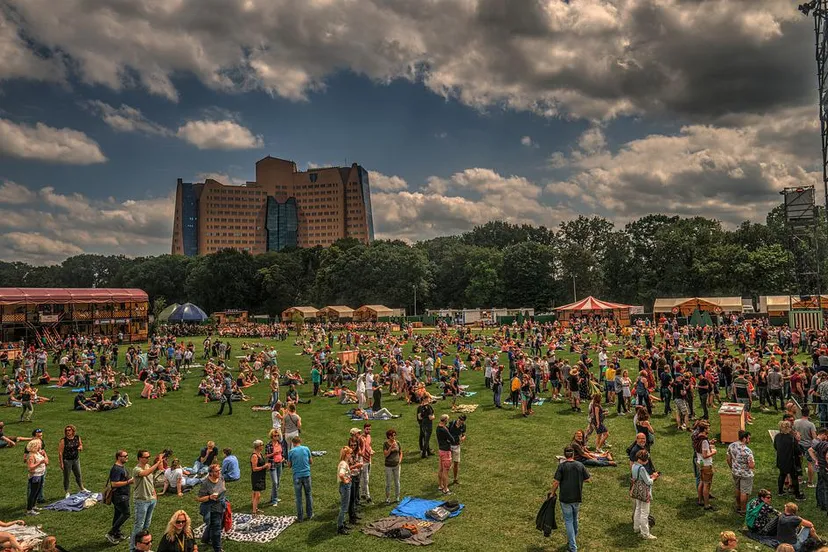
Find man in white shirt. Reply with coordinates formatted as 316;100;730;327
598;349;608;382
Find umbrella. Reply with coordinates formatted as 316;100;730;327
156;303;180;322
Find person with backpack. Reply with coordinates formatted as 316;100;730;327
631;449;659;540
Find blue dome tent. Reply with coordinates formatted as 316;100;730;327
167;303;208;323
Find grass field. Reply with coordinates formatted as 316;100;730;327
0;334;825;552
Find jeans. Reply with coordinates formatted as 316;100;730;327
20;401;33;421
617;392;627;414
360;463;371;499
217;395;232;415
698;393;709;420
293;476;313;521
348;474;361;522
779;468;801;497
661;388;671;415
817;470;828;511
419;423;433;456
269;465;282;504
338;482;351;529
110;494;130;537
204;508;223;552
559;501;580;552
385;465;401;501
793;527;813;552
131;499;157;552
493;384;502;407
27;476;43;510
632;499;651;537
62;458;84;492
269;391;279;407
636;393;651;415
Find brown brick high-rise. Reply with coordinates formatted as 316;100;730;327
172;156;374;255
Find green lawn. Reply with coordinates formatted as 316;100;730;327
0;334;824;552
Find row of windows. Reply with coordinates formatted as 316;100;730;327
207;189;264;196
206;225;259;231
206;239;261;245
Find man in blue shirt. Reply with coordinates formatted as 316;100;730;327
287;436;313;521
216;371;233;415
220;448;240;482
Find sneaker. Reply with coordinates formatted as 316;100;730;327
808;483;817;488
642;534;657;540
106;533;119;544
26;509;39;516
81;488;91;493
65;492;71;499
385;498;392;504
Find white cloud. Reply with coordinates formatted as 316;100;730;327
0;182;173;264
196;172;248;186
0;118;106;164
85;100;171;136
2;0;811;121
0;8;64;82
176;120;263;150
545;106;820;225
369;171;408;192
374;168;569;241
521;136;537;148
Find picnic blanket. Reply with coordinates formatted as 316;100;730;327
460;391;477;397
193;513;295;543
251;405;271;411
504;398;546;406
451;404;479;414
742;530;778;549
363;516;444;546
43;490;102;511
391;497;464;521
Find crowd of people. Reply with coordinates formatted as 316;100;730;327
2;317;828;551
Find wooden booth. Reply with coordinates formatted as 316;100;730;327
319;306;354;321
555;296;632;327
281;306;320;323
212;310;249;325
354;304;394;322
0;288;148;344
718;402;746;443
653;297;742;320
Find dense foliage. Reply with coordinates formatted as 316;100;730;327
0;206;821;313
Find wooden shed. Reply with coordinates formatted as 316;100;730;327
354;304;394;322
319;305;354;321
281;306;320;322
653;297;743;317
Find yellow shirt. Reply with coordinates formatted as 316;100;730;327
605;367;616;381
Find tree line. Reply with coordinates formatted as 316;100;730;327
0;205;821;315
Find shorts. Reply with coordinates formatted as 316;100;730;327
550;379;560;389
700;465;713;483
439;450;452;470
732;474;753;495
800;444;815;463
674;399;688;416
450;445;461;463
736;398;751;412
605;381;616;392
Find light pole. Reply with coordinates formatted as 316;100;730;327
572;275;577;302
413;284;417;317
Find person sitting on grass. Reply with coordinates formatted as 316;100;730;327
776;502;820;551
570;429;616;467
161;458;202;496
746;489;780;536
716;530;739;552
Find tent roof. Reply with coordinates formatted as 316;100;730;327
283;306;320;316
168;303;208;322
555;296;631;311
653;297;742;312
322;305;354;314
356;304;393;314
156;303;180;321
0;288;148;305
765;296;793;308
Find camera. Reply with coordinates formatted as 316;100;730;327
161;448;173;458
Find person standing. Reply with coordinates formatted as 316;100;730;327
19;384;33;423
360;423;374;503
417;398;435;458
549;445;591;552
695;422;717;511
25;439;48;516
436;415;455;495
286;436;313;522
58;425;88;498
196;464;225;552
107;450;133;543
131;450;163;552
216;371;233;416
336;446;352;535
264;432;283;506
726;430;755;516
448;415;466;486
631;449;658;540
808;427;828;510
492;365;503;408
794;408;817;490
250;440;270;515
775;421;805;501
283;404;301;455
383;428;402;504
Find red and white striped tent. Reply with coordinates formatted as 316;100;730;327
555;296;632;326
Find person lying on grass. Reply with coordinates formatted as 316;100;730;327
570;429;616;467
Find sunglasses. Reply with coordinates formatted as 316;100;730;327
175;519;186;525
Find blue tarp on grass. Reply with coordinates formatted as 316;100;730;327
390;496;463;520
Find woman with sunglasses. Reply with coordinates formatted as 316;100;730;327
196;464;225;552
58;425;88;499
157;510;197;552
250;440;270;515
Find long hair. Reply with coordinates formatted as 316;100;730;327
164;509;192;541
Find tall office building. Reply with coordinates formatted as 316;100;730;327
172;156;374;255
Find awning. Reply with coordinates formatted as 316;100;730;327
555;296;631;311
0;288;149;305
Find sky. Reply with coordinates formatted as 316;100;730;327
0;0;823;264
